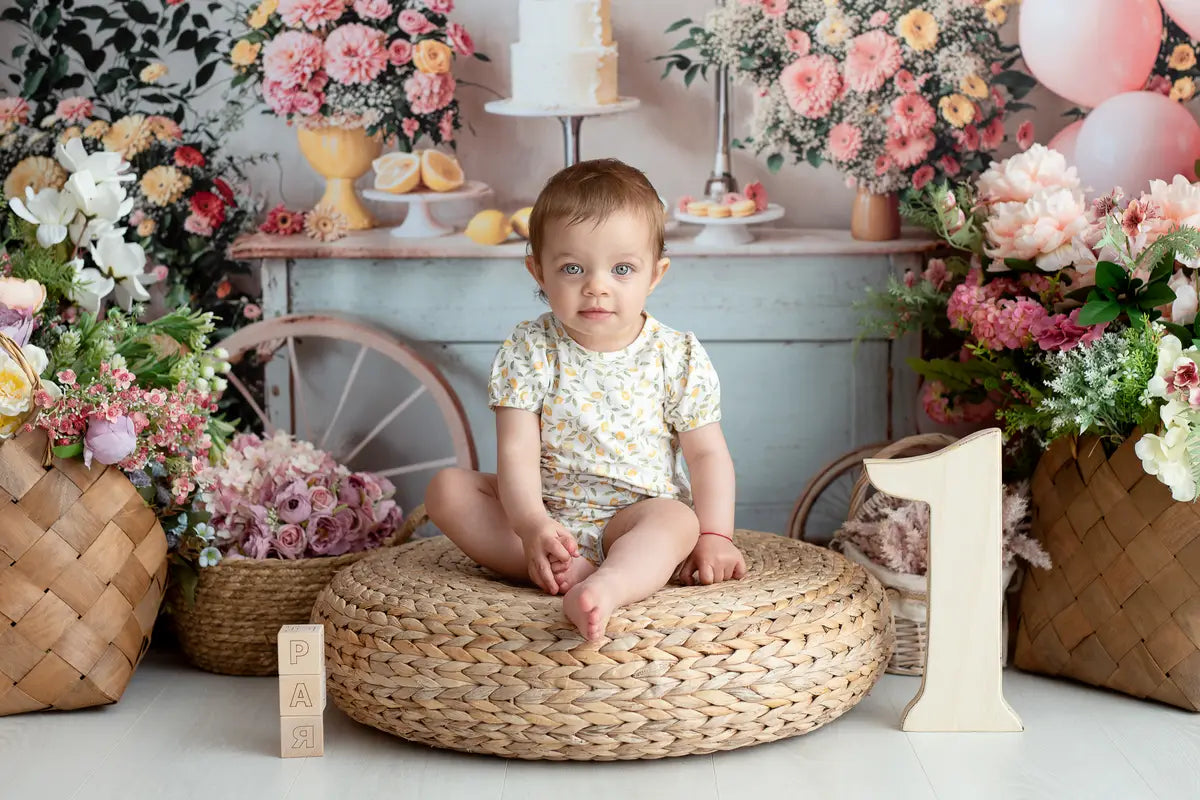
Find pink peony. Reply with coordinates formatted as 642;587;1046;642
274;524;308;558
291;90;323;115
324;23;387;84
844;31;903;93
828;122;862;162
1032;308;1107;352
404;72;455;114
780;55;841;119
278;0;346;29
398;8;435;35
976;144;1079;205
353;0;391;20
886;131;935;169
984;188;1091;267
760;0;786;16
1140;175;1200;242
446;22;474;56
786;30;810;56
55;96;94;123
423;0;453;11
388;38;413;65
889;93;936;136
401;116;420;139
0;97;30;126
911;164;936;191
84;414;137;468
309;513;351;555
1017;120;1035;151
262;30;325;89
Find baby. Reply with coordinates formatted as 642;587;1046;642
425;158;743;641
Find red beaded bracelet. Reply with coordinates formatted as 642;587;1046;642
700;531;733;542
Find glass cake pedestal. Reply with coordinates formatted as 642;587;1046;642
484;97;641;167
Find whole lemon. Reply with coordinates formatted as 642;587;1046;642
465;209;512;245
510;207;533;239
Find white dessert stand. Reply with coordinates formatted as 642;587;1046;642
673;203;785;246
363;180;491;238
484;97;641;167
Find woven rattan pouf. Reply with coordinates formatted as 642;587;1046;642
312;530;894;760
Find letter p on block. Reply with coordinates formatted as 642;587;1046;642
277;623;324;675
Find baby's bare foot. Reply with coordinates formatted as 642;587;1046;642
551;556;597;594
563;574;618;642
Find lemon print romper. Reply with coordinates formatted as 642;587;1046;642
487;312;722;565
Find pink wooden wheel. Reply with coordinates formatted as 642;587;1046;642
218;314;477;490
787;442;888;544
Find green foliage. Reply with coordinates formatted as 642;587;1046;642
653;18;713;85
901;182;986;255
857;273;952;340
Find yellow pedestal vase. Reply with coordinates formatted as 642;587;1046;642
296;126;383;231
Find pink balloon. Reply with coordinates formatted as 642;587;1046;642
1019;0;1162;108
1163;0;1200;41
1047;120;1084;164
1074;91;1200;196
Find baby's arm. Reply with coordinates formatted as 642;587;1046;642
677;422;745;584
495;407;577;591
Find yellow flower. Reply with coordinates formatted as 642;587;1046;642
146;115;182;142
1170;43;1197;72
141;165;192;206
304;203;349;242
137;219;157;237
59;126;82;143
960;74;988;99
939;93;975;128
230;40;261;68
413;40;453;74
83;119;109;139
1172;77;1196;103
984;0;1007;25
3;156;67;201
103;114;154;157
140;62;168;83
897;9;938;51
248;0;277;28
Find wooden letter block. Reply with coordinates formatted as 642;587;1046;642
863;428;1023;733
281;714;324;758
280;674;325;716
277;623;324;675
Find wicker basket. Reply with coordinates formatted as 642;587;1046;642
169;504;428;675
831;433;1018;675
1015;433;1200;711
0;429;168;715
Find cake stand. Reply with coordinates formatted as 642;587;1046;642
484;97;641;167
673;203;785;246
363;180;491;238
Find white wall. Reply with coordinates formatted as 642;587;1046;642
213;0;1090;228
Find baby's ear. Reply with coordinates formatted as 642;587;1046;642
650;257;670;291
524;255;542;283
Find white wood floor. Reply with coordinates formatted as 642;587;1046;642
2;646;1198;800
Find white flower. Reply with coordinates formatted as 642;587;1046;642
55;138;132;187
1135;422;1198;501
90;232;150;310
1148;334;1187;399
67;257;115;315
8;186;76;247
198;546;222;567
65;170;133;223
193;522;214;542
1170;271;1199;326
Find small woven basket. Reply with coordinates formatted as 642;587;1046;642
169;503;428;676
0;333;169;715
831;433;1017;675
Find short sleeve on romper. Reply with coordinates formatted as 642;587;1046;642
487;319;550;413
664;332;722;432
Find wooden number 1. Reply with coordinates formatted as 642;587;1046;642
863;427;1023;732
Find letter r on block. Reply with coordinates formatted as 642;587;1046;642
293;725;314;749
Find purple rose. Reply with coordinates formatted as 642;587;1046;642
310;485;337;514
276;480;312;524
0;302;34;347
336;507;366;537
242;523;272;559
352;472;384;503
273;523;307;559
369;503;404;547
308;513;351;556
84;414;137;468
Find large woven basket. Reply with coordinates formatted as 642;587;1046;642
169;506;427;676
0;429;168;715
1015;433;1200;711
312;526;894;761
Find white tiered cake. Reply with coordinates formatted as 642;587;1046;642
510;0;618;109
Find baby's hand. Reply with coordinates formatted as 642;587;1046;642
517;517;579;594
677;534;746;586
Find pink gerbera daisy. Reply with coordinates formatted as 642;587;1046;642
324;23;387;85
786;30;811;56
1017;120;1035;151
278;0;347;29
889;93;936;136
780;55;841;119
828;122;863;162
262;30;325;89
0;97;30;126
911;164;936;190
55;96;94;123
761;0;786;17
844;30;903;93
886;131;935;169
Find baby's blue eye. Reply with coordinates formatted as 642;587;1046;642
613;264;633;276
562;264;582;275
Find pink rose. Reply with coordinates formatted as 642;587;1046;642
274;523;308;559
353;0;391;20
398;9;435;35
422;0;453;12
242;523;273;559
84;414;137;468
446;22;474;56
309;513;352;555
310;485;337;513
277;480;313;523
388;38;413;65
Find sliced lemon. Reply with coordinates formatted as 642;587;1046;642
372;152;421;194
465;209;511;245
420;149;465;192
510;206;533;239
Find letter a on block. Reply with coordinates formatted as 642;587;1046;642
863;428;1022;733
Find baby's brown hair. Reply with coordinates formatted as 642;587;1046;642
527;158;666;265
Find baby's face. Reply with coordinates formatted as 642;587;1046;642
528;208;668;351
